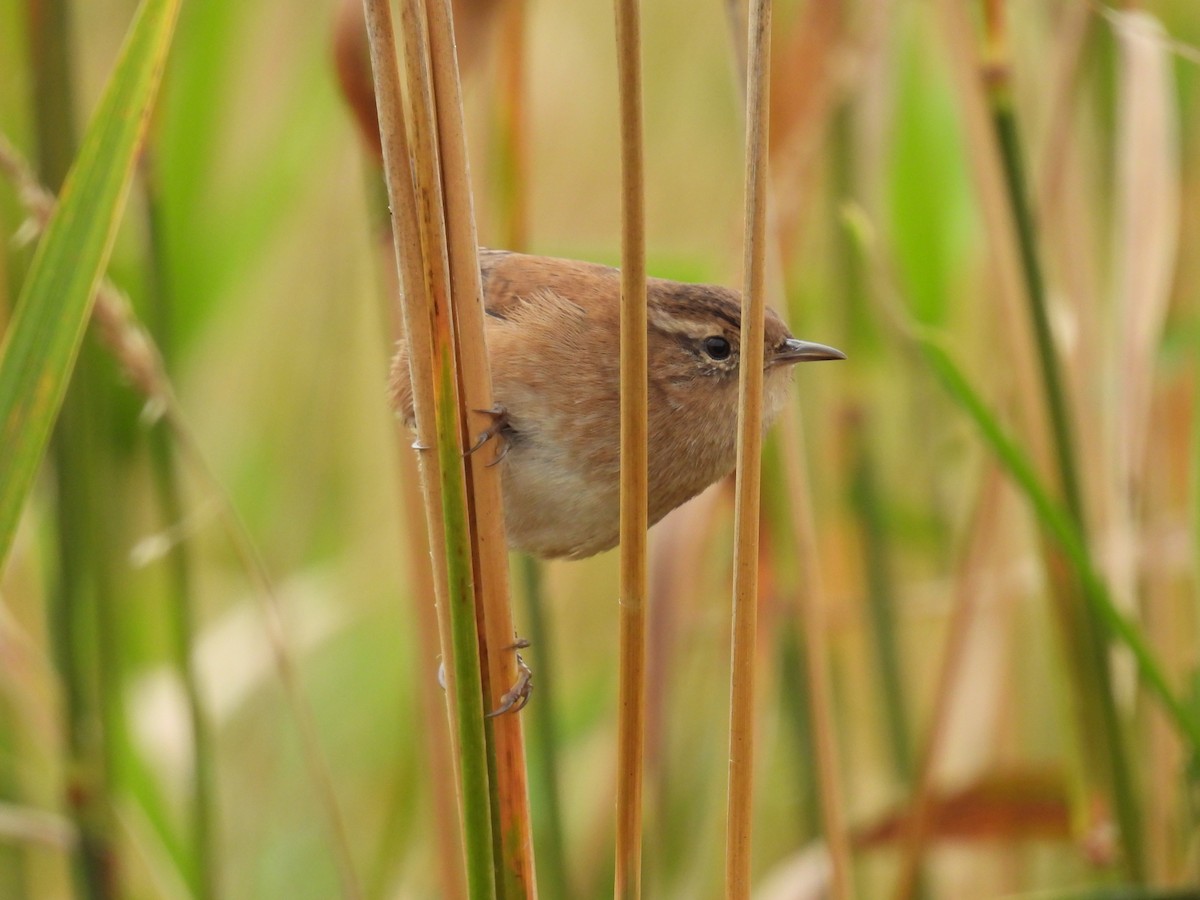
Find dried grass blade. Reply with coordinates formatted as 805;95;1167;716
725;0;771;895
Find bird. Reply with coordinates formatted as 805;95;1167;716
391;249;844;560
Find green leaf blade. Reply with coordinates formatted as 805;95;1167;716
0;0;181;570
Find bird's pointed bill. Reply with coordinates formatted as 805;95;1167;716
771;338;846;365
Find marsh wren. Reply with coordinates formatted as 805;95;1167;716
392;250;844;560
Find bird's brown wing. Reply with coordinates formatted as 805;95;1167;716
392;249;613;427
478;249;617;321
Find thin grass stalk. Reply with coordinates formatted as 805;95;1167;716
980;0;1086;531
723;2;852;892
777;405;855;900
363;0;497;895
424;0;536;892
494;0;528;252
141;144;218;900
979;0;1144;878
489;6;565;893
611;0;649;896
892;466;1004;900
725;0;771;894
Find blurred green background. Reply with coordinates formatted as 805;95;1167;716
1;0;1199;897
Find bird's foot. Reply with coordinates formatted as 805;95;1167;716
466;404;512;467
486;638;533;718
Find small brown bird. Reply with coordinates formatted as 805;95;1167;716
392;250;844;560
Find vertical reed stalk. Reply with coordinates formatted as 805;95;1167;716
725;0;771;895
494;0;529;252
979;0;1143;878
491;6;563;892
424;1;536;894
363;0;499;895
335;36;467;879
612;0;648;896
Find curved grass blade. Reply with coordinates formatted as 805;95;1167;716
0;0;181;571
916;334;1200;757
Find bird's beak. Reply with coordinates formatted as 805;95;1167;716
771;338;846;366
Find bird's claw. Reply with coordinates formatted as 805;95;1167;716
486;640;533;718
466;404;511;466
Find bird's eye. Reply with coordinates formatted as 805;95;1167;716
703;336;732;360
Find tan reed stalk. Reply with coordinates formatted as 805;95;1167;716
725;0;771;895
377;216;468;896
345;12;470;888
387;0;457;729
891;466;1004;900
496;0;529;252
776;405;855;900
611;0;649;896
720;2;852;892
397;447;469;900
363;0;498;895
424;0;537;893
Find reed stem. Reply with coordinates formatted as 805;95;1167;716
725;0;771;894
612;0;649;895
424;0;536;891
363;0;499;894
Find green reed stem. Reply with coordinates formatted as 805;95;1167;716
435;363;497;900
986;79;1144;881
